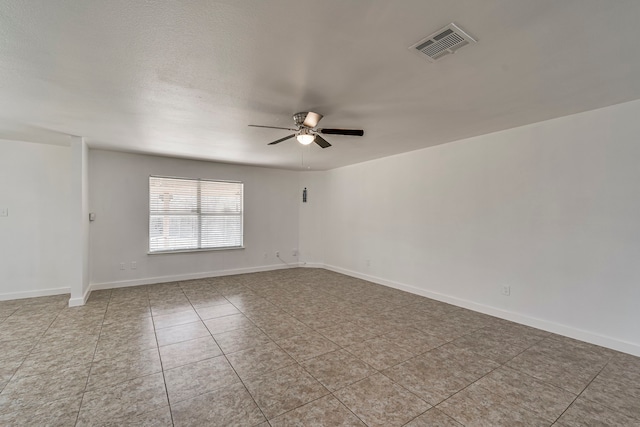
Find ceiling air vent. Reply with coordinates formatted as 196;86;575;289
409;23;476;62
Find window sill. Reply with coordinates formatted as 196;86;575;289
147;246;245;255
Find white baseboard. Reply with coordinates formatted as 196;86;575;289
0;287;70;301
90;262;302;291
323;263;640;357
300;262;325;269
68;286;92;307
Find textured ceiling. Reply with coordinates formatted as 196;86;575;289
1;0;640;170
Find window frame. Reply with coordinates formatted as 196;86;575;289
148;175;244;254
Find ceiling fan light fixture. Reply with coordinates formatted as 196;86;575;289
297;129;315;145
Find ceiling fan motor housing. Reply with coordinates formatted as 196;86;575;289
293;112;309;127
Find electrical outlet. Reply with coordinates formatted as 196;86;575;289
275;251;280;257
119;262;125;271
501;285;511;296
131;261;137;270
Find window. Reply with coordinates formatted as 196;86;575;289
149;176;243;253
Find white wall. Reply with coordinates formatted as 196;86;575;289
312;99;640;356
298;172;326;266
69;137;91;305
89;150;301;288
0;139;74;299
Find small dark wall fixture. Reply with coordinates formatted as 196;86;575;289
303;187;307;203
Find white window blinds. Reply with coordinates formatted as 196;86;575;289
149;176;243;253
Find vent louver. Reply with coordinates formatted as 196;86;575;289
409;23;476;62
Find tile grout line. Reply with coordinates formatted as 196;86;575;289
377;329;534;425
203;278;372;425
182;279;271;425
282;281;440;424
73;290;112;426
498;335;614;402
152;285;181;427
329;392;370;427
221;277;455;424
0;298;68;396
294;348;371;426
254;278;381;425
227;288;354;422
403;334;584;426
419;336;550;423
181;275;350;422
550;354;615;425
1;296;103;420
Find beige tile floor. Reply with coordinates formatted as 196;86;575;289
0;268;639;426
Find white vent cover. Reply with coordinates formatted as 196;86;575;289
409;23;476;62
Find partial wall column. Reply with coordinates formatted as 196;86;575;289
69;137;90;306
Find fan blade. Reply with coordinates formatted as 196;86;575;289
319;128;364;136
303;112;323;128
314;134;331;149
268;134;295;145
249;125;298;131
